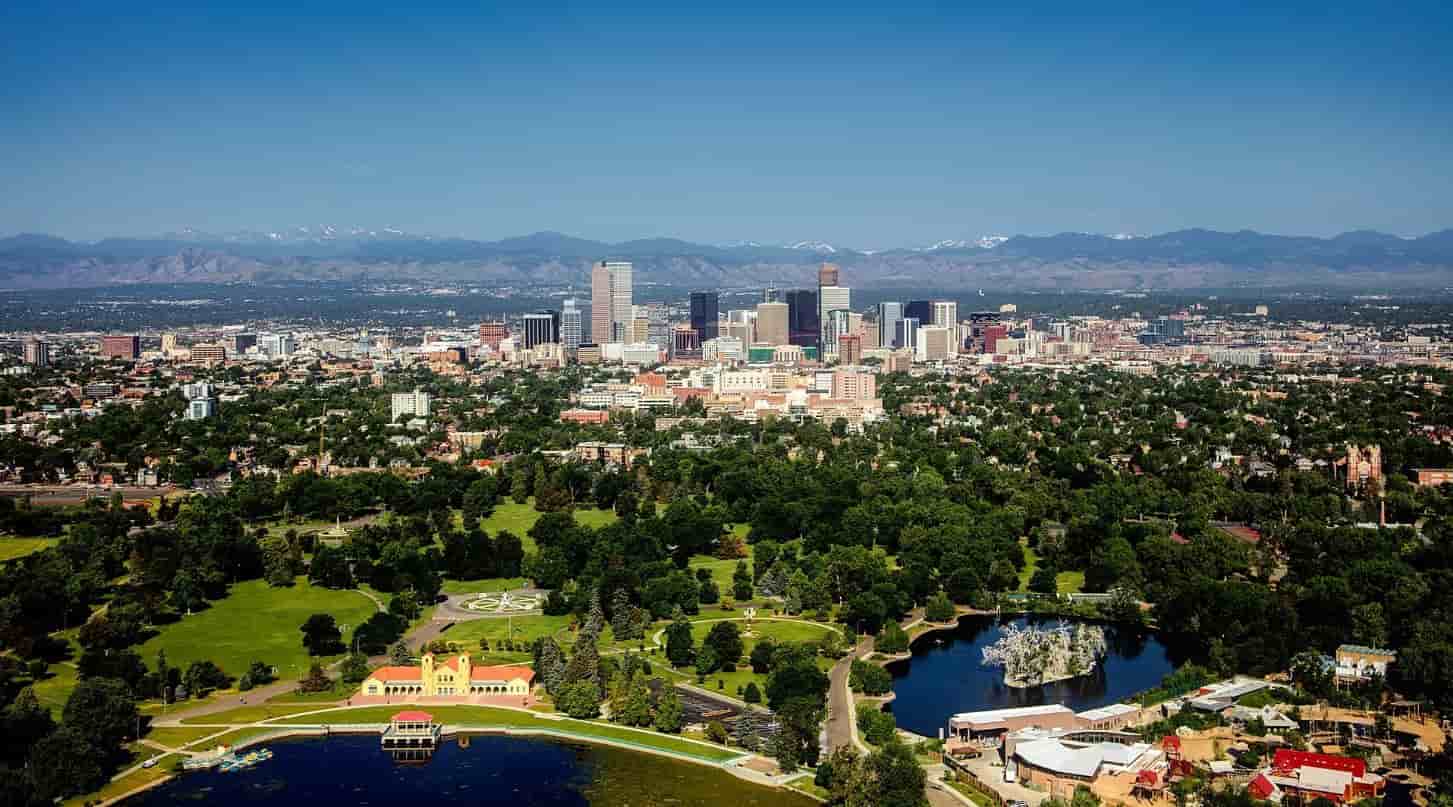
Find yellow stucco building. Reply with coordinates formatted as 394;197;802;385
360;653;535;698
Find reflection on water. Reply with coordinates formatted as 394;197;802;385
128;733;815;807
886;615;1182;737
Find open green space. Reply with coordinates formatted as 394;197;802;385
182;726;279;749
265;705;738;761
145;725;225;749
180;702;331;725
666;618;841;699
438;612;574;662
439;576;528;595
31;662;78;717
1017;539;1085;594
787;775;830;800
140;576;377;685
470;500;620;555
0;537;59;562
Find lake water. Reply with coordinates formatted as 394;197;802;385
886;615;1181;737
127;733;815;807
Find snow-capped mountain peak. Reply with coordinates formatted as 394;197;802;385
786;240;837;254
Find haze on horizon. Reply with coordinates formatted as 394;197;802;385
3;0;1450;245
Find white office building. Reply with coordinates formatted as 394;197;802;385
391;388;432;422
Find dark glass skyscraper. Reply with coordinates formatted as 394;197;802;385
521;311;561;349
904;300;932;325
689;291;719;342
785;289;820;350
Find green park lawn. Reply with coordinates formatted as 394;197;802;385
144;725;225;749
670;617;842;700
470;499;620;554
436;612;575;663
1018;540;1085;594
140;576;378;685
180;702;332;725
439;576;528;595
31;662;78;717
0;536;59;562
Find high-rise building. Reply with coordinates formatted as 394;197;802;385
671;324;701;359
186;397;218;420
100;335;140;360
689;292;720;342
560;299;583;352
785;289;820;350
763;287;783;303
23;338;49;368
478;321;509;351
160;333;179;357
931;300;958;328
817;262;840;287
967;312;1002;353
917;326;952;361
391;388;432;422
521;311;561;349
838;334;863;365
831;370;876;400
645;303;670;348
877;302;903;348
191;344;226;363
260;333;296;357
818;286;850;348
904;300;932;326
824;309;853;356
755;301;789;345
896;317;920;351
230;333;258;355
591;261;633;342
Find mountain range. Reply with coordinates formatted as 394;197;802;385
3;227;1452;291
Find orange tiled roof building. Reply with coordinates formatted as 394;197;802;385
360;653;534;699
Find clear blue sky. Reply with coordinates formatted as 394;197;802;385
3;1;1450;246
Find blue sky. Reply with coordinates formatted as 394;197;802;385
3;1;1450;245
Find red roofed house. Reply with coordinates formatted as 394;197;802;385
1265;749;1383;804
360;653;535;704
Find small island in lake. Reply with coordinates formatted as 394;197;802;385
981;621;1108;688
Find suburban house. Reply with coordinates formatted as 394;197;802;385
359;653;535;702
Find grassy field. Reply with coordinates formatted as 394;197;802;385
471;500;620;555
145;725;225;748
671;618;841;699
438;576;529;595
439;613;575;662
687;531;753;595
1018;540;1086;594
0;536;59;562
180;702;332;725
266;705;738;761
31;662;78;717
181;726;279;749
139;577;378;684
787;775;830;800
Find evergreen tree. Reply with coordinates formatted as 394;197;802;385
732;560;753;600
617;670;653;727
389;640;413;666
653;684;684;733
665;608;696;668
536;637;568;695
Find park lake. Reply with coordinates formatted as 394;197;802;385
125;733;815;807
886;615;1181;737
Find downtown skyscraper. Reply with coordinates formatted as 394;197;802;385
690;291;719;342
591;261;633;343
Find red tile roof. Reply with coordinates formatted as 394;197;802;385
369;666;423;682
1273;749;1367;778
1249;774;1277;800
470;665;535;682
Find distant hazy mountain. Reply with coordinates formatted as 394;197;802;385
2;227;1451;291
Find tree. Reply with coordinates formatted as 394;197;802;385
706;720;729;744
924;591;956;623
300;613;343;655
849;659;892;695
875;620;909;654
535;636;568;695
27;728;106;802
614;670;653;727
63;677;137;751
732;560;753;600
704;621;744;669
389;640;414;666
556;680;602;718
865;739;929;807
743;681;762;703
298;663;332;693
665;609;695;668
183;660;231;696
654;684;684;733
1029;564;1060;594
340;653;371;684
2;686;55;764
856;703;897;745
750;638;777;674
